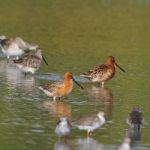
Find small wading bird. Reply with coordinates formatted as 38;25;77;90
72;112;106;137
0;36;38;59
39;72;84;100
80;56;125;87
13;48;48;74
55;117;71;138
127;106;144;130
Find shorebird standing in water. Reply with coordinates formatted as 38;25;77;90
72;112;106;137
55;117;71;138
13;48;48;74
39;72;84;100
127;106;144;130
80;56;125;87
0;36;38;59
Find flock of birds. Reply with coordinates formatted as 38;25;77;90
0;35;144;150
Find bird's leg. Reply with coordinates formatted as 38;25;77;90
101;82;105;88
87;131;92;137
7;57;10;63
23;72;28;76
53;96;56;101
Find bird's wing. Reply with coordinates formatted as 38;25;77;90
74;114;98;126
13;55;41;68
40;80;64;93
14;37;28;50
81;64;108;77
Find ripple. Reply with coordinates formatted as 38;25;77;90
35;72;89;83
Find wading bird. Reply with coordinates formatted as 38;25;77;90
39;72;84;100
80;56;125;87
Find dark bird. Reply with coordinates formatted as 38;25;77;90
127;106;144;130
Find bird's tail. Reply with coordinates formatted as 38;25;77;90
13;59;23;64
133;124;141;131
38;86;53;96
80;72;91;80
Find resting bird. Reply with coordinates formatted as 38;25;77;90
0;36;38;59
13;49;45;74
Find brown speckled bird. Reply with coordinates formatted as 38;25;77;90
80;56;125;87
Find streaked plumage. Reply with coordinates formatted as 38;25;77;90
80;56;125;87
0;36;38;59
127;107;144;130
55;117;71;137
39;72;83;100
72;112;106;137
13;49;43;74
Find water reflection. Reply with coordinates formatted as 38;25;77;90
76;138;104;150
87;86;113;119
0;59;38;91
0;59;41;102
40;100;72;118
54;140;71;150
117;128;142;150
128;128;141;144
117;136;131;150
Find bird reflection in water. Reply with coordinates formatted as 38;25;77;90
117;136;131;150
87;86;113;120
0;59;38;92
54;140;71;150
127;128;141;144
42;100;72;119
76;138;104;150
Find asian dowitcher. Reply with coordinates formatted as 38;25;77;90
80;56;125;87
0;36;38;59
13;48;48;74
39;72;84;100
127;106;144;130
72;112;106;137
55;117;71;137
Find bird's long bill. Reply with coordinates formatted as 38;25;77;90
115;63;125;72
73;78;84;89
42;55;48;66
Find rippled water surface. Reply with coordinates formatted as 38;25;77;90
0;0;150;150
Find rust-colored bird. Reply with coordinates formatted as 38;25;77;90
80;56;125;87
39;72;84;100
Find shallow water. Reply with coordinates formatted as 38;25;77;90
0;0;150;149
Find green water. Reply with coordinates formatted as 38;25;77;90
0;0;150;149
